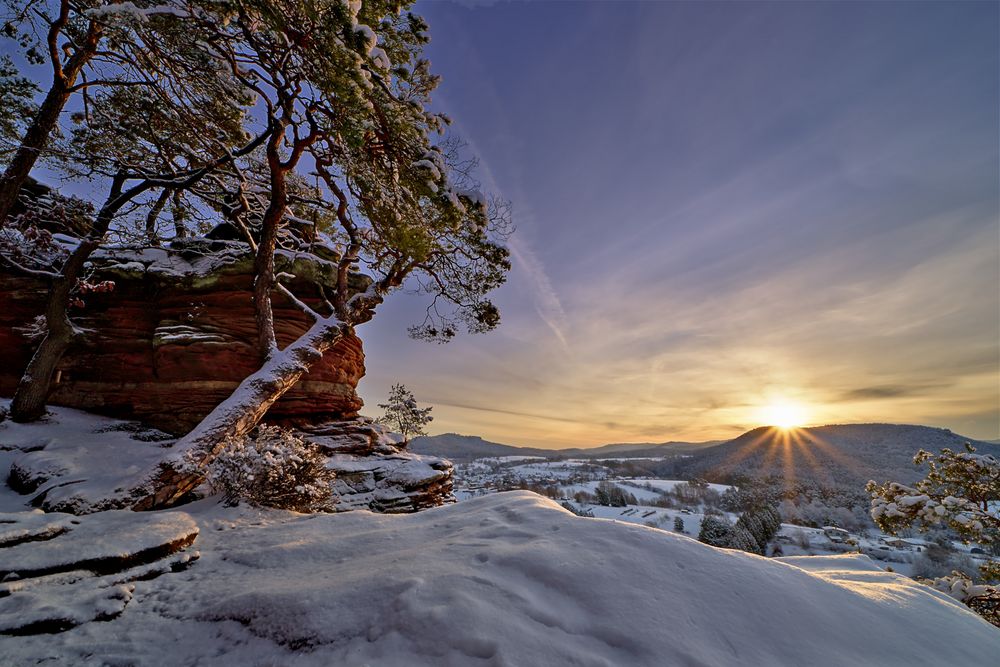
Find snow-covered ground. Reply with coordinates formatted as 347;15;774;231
456;459;984;575
618;478;733;494
0;399;173;513
3;491;998;665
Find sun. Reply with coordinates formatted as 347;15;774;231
759;400;808;430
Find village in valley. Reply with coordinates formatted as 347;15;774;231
451;455;996;578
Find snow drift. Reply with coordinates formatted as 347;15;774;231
4;491;997;665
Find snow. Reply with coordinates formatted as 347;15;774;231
0;578;135;635
0;400;175;513
0;509;197;578
412;159;441;181
2;492;997;664
618;478;733;494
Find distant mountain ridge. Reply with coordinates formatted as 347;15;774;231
410;424;1000;491
408;433;720;462
671;423;1000;489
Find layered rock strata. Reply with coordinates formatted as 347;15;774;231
0;239;365;434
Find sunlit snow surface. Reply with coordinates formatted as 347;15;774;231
3;491;997;666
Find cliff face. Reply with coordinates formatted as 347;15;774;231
0;239;365;434
0;238;455;513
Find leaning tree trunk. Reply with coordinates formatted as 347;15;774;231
0;83;73;224
0;17;101;224
133;315;352;510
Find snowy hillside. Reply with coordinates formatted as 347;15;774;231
4;492;998;665
674;424;1000;488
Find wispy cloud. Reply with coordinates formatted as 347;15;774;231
507;236;568;351
357;1;999;447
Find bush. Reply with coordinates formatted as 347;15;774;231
207;426;336;512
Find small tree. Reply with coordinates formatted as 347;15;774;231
378;384;433;445
673;516;685;533
867;444;999;626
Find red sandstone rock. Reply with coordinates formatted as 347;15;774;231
0;242;365;433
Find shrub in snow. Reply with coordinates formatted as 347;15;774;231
911;547;976;582
207;426;335;512
560;501;594;518
674;516;685;533
923;571;1000;628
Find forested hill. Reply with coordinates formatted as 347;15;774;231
671;423;1000;489
408;433;719;462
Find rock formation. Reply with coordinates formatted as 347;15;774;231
0;238;454;513
0;238;366;433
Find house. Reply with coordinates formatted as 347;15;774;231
883;538;917;551
823;527;851;543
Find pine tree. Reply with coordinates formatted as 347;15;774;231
731;504;782;555
673;516;685;533
698;516;734;548
136;0;512;510
3;14;258;423
867;445;999;581
868;445;999;625
378;384;433;445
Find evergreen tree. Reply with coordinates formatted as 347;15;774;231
729;526;760;554
673;516;685;533
3;10;258;423
698;516;734;548
868;445;999;625
378;384;433;444
868;445;998;577
731;504;782;555
140;0;511;509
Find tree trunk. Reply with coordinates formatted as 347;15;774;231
134;316;350;510
254;193;283;356
145;189;170;244
0;18;101;224
9;236;100;421
0;82;73;224
8;280;76;421
253;134;288;357
8;173;126;422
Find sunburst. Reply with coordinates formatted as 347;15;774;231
759;400;808;430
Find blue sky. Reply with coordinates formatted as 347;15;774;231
357;1;1000;446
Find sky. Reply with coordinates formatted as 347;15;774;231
356;0;1000;448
